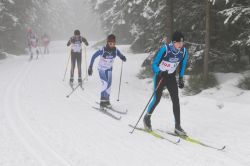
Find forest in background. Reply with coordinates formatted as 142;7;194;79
89;0;250;92
1;0;250;92
0;0;102;55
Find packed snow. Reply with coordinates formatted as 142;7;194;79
0;41;250;166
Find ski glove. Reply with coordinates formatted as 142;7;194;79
178;77;184;89
88;67;93;76
121;56;126;62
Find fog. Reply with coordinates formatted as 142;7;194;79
47;0;105;41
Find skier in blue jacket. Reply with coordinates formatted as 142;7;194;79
143;31;189;136
88;34;126;108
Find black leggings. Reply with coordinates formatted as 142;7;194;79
147;74;180;126
70;52;82;79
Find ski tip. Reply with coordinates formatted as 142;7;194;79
219;146;226;151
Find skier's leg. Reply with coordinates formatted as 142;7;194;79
70;53;76;82
36;47;39;59
143;75;165;131
167;76;186;136
98;69;109;106
146;75;165;115
29;47;33;60
76;53;82;80
166;75;184;135
106;69;112;102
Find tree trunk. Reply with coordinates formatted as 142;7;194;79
166;0;173;44
204;0;211;81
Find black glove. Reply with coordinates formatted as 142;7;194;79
88;67;93;76
158;70;168;77
121;56;126;62
178;77;184;89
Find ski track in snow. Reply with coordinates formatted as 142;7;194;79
0;41;250;166
2;57;72;166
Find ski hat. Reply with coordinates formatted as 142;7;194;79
172;31;184;42
74;29;80;36
107;34;116;43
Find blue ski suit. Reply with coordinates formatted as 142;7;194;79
147;42;188;126
89;46;126;102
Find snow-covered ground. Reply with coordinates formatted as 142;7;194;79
0;41;250;166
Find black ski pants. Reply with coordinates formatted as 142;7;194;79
147;73;181;127
70;52;82;79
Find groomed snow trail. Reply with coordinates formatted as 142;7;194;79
1;41;250;166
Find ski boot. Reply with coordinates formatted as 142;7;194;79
29;55;33;61
105;100;112;109
175;125;187;136
69;78;74;87
100;101;107;111
143;114;152;132
78;78;82;87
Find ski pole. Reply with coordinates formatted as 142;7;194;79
66;77;87;98
84;46;88;80
130;77;164;134
117;61;123;101
63;49;71;81
66;83;81;98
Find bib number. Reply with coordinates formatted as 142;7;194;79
72;43;81;53
99;57;114;70
159;60;179;74
30;38;37;47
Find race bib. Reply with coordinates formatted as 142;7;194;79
159;60;179;74
72;43;81;53
30;38;37;47
98;57;114;70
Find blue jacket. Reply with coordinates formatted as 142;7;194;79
89;46;125;70
152;43;188;78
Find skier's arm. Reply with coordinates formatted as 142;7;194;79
116;49;126;62
27;36;30;47
36;34;39;43
179;48;189;78
66;38;71;46
152;45;167;74
82;37;89;46
89;49;103;68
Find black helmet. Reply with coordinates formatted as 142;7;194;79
74;29;80;36
107;34;116;42
172;31;184;42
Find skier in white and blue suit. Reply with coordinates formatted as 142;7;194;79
143;31;189;136
88;34;126;108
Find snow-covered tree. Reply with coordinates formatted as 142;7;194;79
219;0;250;64
0;0;49;54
